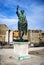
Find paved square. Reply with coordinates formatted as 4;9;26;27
0;49;44;65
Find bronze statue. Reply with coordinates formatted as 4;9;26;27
16;5;27;40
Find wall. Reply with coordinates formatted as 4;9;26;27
28;30;42;43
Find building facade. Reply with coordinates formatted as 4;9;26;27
28;30;42;43
0;24;13;44
0;24;9;44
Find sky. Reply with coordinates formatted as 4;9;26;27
0;0;44;31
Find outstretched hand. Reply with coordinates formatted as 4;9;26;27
17;5;19;10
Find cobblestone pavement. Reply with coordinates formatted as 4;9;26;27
0;48;44;65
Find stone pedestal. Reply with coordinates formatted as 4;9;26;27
14;42;30;60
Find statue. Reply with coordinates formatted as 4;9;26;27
16;5;27;40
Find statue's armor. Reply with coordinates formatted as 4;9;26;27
18;13;27;32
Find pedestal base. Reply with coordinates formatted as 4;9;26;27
14;42;30;60
16;55;30;60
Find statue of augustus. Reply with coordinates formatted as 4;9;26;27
16;5;27;39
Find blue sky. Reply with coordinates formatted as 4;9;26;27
0;0;44;31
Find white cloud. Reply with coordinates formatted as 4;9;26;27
0;16;18;30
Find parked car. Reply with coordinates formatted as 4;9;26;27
29;42;40;47
34;43;40;47
28;42;34;47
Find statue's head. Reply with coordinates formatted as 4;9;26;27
21;10;24;14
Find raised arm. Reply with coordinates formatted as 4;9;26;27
16;5;19;17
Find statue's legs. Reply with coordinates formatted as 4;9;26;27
19;30;24;39
19;30;22;39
